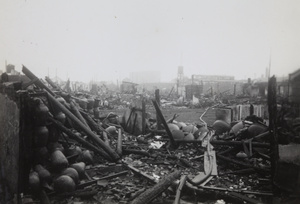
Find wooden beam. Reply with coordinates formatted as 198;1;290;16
152;99;178;148
155;89;162;130
268;76;280;194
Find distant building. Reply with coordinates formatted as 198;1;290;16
192;75;235;82
121;81;138;94
139;82;175;96
6;64;15;73
289;68;300;104
5;64;20;75
130;71;160;84
191;74;240;96
0;64;29;84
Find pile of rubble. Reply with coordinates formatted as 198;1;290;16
1;66;300;204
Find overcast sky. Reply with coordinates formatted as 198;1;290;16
1;0;300;83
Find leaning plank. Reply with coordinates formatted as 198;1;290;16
268;76;280;194
22;65;56;96
152;100;178;148
80;111;101;133
80;110;112;136
174;175;187;204
22;65;120;161
48;117;111;160
47;93;120;161
70;100;91;130
45;76;63;92
131;170;181;204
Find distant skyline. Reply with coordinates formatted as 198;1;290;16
1;0;300;83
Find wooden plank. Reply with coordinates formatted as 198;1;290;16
155;89;162;130
268;76;280;194
152;99;178;148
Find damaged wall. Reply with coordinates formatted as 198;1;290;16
215;104;267;124
0;93;20;201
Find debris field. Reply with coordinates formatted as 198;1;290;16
1;66;300;204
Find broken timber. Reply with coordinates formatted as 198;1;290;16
126;164;157;184
45;76;62;92
48;117;111;160
22;65;56;96
80;111;102;133
70;100;91;130
268;76;280;194
155;89;162;130
77;170;128;189
174;175;187;204
131;170;181;204
47;92;120;161
152;99;178;148
22;66;120;161
117;128;123;156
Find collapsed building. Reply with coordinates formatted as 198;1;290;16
0;66;300;204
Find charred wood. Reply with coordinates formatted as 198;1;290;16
130;170;181;204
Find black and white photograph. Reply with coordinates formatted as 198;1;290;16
1;1;300;203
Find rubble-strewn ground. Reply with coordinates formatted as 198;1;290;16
46;139;273;204
29;106;274;204
2;70;300;204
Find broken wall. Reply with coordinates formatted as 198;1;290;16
203;81;243;95
214;104;268;124
232;104;267;121
0;93;20;201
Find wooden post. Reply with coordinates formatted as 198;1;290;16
268;76;279;194
234;83;236;96
142;97;146;134
250;104;254;116
155;89;162;130
152;100;178;149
